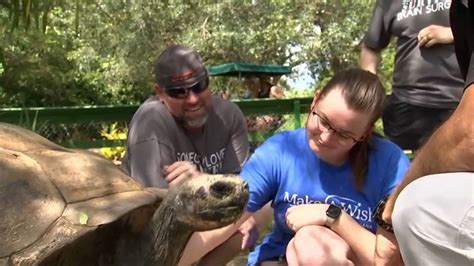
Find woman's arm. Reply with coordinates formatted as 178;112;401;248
331;210;376;265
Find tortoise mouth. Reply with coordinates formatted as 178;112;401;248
187;192;248;226
173;176;249;229
196;205;243;220
175;198;247;231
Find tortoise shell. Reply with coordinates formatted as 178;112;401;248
0;123;163;263
0;122;248;265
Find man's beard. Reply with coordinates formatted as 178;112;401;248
184;112;209;128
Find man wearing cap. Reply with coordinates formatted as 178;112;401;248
122;44;249;188
122;44;271;265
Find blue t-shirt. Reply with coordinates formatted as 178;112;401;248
241;128;410;265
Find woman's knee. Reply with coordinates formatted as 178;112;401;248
286;225;352;265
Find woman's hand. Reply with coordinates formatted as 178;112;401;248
285;204;329;231
239;216;260;250
374;227;403;266
418;24;454;48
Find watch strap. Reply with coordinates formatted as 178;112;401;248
326;215;336;227
374;195;394;233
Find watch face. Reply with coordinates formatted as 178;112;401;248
326;204;342;219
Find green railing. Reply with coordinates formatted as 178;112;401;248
0;97;313;148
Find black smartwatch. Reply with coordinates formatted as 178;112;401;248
374;195;394;233
325;204;342;227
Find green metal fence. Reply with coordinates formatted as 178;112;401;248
0;97;313;149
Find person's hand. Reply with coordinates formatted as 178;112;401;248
163;161;200;187
418;24;454;48
239;216;260;250
285;204;329;231
374;227;404;266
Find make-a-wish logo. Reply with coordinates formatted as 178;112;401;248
283;192;323;206
282;193;373;224
325;195;373;223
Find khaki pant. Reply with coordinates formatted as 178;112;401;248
393;172;474;265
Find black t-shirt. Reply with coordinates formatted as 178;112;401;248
363;0;465;108
450;0;474;91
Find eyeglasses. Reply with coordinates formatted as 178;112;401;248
165;77;209;99
311;109;361;144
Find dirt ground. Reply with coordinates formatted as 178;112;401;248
227;253;248;266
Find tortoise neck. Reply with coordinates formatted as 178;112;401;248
145;197;193;266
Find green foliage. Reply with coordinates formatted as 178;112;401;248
0;0;396;107
303;0;375;84
284;89;314;98
378;41;396;93
374;118;384;136
1;0;59;32
99;123;127;161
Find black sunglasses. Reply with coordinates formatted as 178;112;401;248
165;77;209;99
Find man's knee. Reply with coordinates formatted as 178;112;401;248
393;174;444;238
393;173;474;265
392;192;414;237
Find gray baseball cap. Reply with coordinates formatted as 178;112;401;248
154;44;208;89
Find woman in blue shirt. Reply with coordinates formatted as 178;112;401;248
240;68;410;265
179;68;410;266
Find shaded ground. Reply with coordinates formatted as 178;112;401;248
227;222;274;266
227;253;248;266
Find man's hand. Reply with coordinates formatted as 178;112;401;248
239;216;259;250
163;161;200;187
374;227;403;266
285;204;329;231
418;24;454;47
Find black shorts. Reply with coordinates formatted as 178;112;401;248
382;94;455;151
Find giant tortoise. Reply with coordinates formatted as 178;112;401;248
0;122;249;265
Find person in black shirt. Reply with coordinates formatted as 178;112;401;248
360;0;465;152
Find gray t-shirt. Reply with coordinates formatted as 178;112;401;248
122;95;249;187
363;0;464;108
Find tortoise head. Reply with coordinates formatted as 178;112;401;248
170;174;249;231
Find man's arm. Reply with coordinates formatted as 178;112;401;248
127;140;175;188
360;43;381;74
220;103;250;174
383;84;474;222
232;108;250;167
